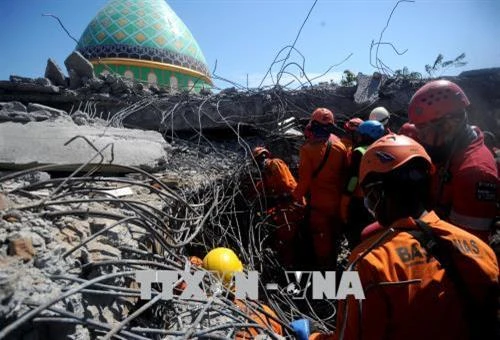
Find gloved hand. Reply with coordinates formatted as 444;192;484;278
290;318;310;340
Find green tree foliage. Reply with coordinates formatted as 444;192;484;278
425;53;467;77
393;66;422;80
340;70;356;87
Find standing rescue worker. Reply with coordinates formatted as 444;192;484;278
340;120;384;249
252;147;304;267
369;106;391;133
202;248;284;339
408;80;499;242
293;108;348;269
310;134;499;340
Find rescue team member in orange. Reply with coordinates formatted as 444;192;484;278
293;108;348;269
408;80;499;242
252;146;304;267
340;117;364;152
310;134;499;340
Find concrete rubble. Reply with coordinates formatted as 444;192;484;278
0;51;498;339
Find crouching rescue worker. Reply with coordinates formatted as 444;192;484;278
293;108;348;270
252;147;304;267
310;134;499;340
408;80;499;242
340;120;384;249
202;247;283;339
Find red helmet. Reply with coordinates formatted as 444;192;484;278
359;134;432;186
408;80;470;125
344;117;363;132
398;122;419;140
311;108;334;125
252;146;270;159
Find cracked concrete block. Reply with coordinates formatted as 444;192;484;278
0;120;170;173
64;51;95;80
45;58;67;87
27;103;67;117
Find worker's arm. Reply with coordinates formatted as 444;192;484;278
449;167;497;234
293;146;312;202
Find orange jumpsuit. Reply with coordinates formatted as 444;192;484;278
293;134;348;268
312;211;498;340
256;158;303;266
234;300;283;339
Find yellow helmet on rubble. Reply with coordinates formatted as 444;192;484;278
203;247;243;283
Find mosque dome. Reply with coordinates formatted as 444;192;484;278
77;0;212;91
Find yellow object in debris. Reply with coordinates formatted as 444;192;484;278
202;247;243;283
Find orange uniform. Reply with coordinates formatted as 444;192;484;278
256;158;303;266
326;211;498;340
234;300;283;339
293;134;348;267
256;158;297;197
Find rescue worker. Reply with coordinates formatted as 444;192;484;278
310;134;499;340
293;108;348;269
398;122;419;141
340;117;364;152
340;120;385;249
202;248;283;339
252;147;304;267
483;131;500;176
408;80;499;242
369;106;391;133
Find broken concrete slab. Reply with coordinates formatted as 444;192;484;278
0;110;34;123
64;51;95;80
0;80;60;94
45;58;67;87
27;103;67;117
68;69;82;90
0;120;170;173
0;101;26;112
354;73;387;105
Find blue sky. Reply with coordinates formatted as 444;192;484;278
0;0;499;89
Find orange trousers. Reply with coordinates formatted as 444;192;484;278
309;208;341;270
268;203;304;267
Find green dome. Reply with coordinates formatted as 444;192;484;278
77;0;211;90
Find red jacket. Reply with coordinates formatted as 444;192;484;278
431;127;498;241
312;211;499;340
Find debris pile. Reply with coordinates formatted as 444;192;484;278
1;51;499;339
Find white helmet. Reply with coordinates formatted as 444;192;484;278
369;107;390;126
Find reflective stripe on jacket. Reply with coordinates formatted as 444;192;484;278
335;211;499;340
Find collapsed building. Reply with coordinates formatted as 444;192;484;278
1;0;500;339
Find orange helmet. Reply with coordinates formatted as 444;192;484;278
398;122;419;140
359;134;432;186
311;108;334;125
252;146;270;159
344;117;363;132
408;80;470;125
